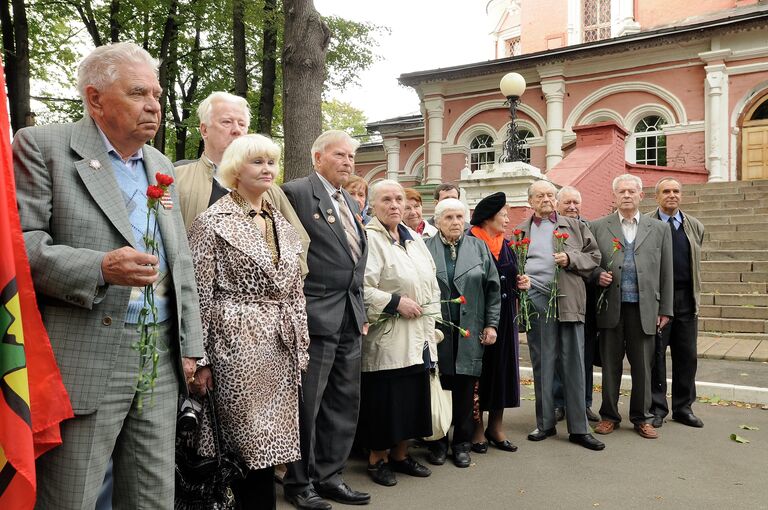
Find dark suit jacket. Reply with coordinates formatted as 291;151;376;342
282;172;368;336
590;212;673;336
12;115;203;413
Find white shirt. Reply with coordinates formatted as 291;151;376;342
316;172;358;230
618;210;641;244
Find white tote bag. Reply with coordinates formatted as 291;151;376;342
424;369;452;441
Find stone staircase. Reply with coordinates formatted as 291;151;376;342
640;179;768;361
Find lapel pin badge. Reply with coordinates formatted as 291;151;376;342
160;190;174;210
313;213;321;220
89;159;102;170
328;215;336;224
326;208;333;215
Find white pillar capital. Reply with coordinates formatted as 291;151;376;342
383;139;400;180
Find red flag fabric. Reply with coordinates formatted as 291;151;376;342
0;62;74;509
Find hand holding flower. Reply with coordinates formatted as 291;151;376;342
598;271;613;287
396;296;423;319
516;274;531;290
101;246;159;287
553;252;569;267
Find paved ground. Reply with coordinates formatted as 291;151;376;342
276;390;768;510
276;341;768;510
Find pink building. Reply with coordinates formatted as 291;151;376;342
355;1;768;218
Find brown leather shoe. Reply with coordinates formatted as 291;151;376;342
594;420;617;435
634;423;658;439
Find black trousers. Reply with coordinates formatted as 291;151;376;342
435;374;477;449
233;466;276;510
651;288;698;418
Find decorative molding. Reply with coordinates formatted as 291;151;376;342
363;164;387;183
579;108;625;127
402;145;425;176
445;99;547;145
663;121;706;134
564;81;688;130
624;103;676;131
728;62;768;76
457;123;498;147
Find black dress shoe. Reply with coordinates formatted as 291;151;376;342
284;488;332;510
652;415;664;428
315;481;371;505
426;445;447;465
470;441;488;454
586;407;600;422
484;430;518;452
673;412;704;428
554;407;565;422
527;427;557;441
452;443;471;468
367;460;396;487
569;433;605;451
390;455;431;477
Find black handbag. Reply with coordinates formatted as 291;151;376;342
174;391;247;510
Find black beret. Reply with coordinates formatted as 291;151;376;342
471;191;507;226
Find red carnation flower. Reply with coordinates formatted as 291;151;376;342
458;295;467;305
561;232;569;240
146;185;165;199
521;237;531;245
155;172;174;187
513;229;522;236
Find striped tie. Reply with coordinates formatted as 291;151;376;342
333;191;362;263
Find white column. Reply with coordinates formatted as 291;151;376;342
383;139;400;181
541;78;566;170
705;64;728;182
613;0;640;37
424;97;445;184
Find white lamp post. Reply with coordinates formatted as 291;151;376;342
499;72;527;162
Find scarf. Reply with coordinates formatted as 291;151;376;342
470;225;503;260
438;231;462;261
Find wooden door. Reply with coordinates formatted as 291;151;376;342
742;123;768;180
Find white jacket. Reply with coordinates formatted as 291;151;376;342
363;218;441;372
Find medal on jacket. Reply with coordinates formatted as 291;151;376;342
89;159;102;170
328;215;336;223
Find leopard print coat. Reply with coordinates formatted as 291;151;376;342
188;193;309;470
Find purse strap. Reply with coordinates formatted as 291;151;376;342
204;390;226;467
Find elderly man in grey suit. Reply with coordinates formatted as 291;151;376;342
649;177;705;429
13;42;202;509
282;130;370;509
591;174;673;440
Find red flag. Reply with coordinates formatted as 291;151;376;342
0;62;74;508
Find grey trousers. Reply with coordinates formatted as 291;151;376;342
527;287;589;434
285;305;361;494
35;321;179;510
599;303;655;425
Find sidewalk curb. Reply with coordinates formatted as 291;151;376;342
519;367;768;405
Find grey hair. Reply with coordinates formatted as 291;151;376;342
557;186;582;201
654;176;681;194
368;179;404;204
197;91;250;126
612;173;643;193
434;198;466;221
310;130;360;164
527;179;558;199
77;42;159;110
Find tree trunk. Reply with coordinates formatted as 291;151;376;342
256;0;277;136
282;0;329;182
109;0;121;42
153;0;179;152
174;18;201;161
1;0;32;132
232;0;247;98
75;0;103;47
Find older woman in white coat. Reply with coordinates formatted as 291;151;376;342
359;180;441;487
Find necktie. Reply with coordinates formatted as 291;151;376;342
333;191;362;263
667;216;677;230
532;212;557;226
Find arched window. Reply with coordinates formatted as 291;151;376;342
634;115;667;166
470;134;495;172
518;129;534;164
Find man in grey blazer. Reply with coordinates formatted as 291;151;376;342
591;174;673;440
282;130;370;509
13;42;202;508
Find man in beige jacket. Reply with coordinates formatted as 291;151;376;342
175;91;309;275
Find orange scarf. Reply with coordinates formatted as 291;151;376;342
470;225;504;260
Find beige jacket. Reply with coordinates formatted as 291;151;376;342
363;218;441;372
175;157;310;276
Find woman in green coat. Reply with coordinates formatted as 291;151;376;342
425;198;501;468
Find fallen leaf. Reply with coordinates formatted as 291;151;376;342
739;424;759;430
730;434;750;444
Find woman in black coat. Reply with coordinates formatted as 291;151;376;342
466;192;530;453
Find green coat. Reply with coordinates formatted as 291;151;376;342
426;235;501;377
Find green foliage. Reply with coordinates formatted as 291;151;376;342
322;98;369;140
19;0;385;159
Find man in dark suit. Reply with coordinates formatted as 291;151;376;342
282;130;370;509
649;178;705;428
591;174;673;440
13;42;202;508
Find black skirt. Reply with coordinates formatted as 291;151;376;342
357;364;432;451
